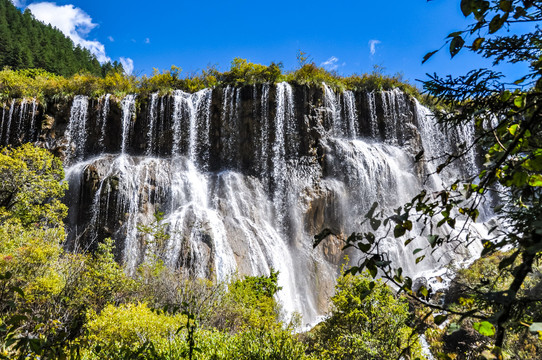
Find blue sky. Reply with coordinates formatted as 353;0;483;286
10;0;530;87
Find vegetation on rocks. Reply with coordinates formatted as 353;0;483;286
0;143;428;359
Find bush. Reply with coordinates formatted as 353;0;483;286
308;272;424;360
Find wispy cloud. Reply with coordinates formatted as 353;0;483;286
369;40;381;56
120;57;134;75
108;36;114;42
27;2;111;63
320;56;340;71
145;38;150;44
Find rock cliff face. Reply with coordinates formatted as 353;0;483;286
0;83;484;324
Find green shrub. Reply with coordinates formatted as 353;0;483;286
308;272;424;360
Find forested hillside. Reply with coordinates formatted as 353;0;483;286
0;0;122;77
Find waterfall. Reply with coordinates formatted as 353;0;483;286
258;84;271;181
146;93;158;156
273;82;295;227
65;95;89;162
120;95;137;154
28;99;38;141
44;84;492;325
323;83;344;137
98;94;111;150
0;103;6;144
3;100;15;145
170;89;213;166
343;91;358;138
366;92;379;139
221;86;241;167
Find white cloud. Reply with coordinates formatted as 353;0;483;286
108;36;114;42
27;2;111;63
145;38;150;44
320;56;340;71
369;40;381;56
10;0;26;7
120;57;134;75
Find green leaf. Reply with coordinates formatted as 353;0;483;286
499;0;512;12
427;235;439;247
500;90;512;102
460;0;473;16
394;224;406;238
450;36;465;57
366;202;378;219
508;124;519;136
471;37;485;50
370;218;381;231
474;321;496;336
403;220;413;231
422;50;438;64
413;248;423;255
447;31;464;39
366;260;378;278
529;174;542;187
358;243;371;253
489;14;506;34
419;286;429;297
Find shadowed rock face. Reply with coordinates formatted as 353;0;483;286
0;83;484;324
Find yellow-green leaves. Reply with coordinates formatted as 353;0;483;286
0;144;67;228
514;93;526;108
474;321;496;336
528;174;542;187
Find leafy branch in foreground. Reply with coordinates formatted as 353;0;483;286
317;0;542;357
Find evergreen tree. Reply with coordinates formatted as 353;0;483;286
0;0;122;77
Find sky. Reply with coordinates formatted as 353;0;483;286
10;0;531;87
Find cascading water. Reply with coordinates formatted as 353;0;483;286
64;95;89;162
98;94;111;150
3;83;490;325
146;93;158;156
120;95;137;154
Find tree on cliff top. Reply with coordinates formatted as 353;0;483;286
316;0;542;357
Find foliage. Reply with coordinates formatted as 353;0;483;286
1;55;429;106
0;143;67;227
0;0;123;77
307;271;424;360
315;0;542;358
425;251;542;359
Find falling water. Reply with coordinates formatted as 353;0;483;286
146;93;158;156
120;95;137;154
343;91;358;138
65;95;89;162
273;82;295;227
259;84;271;180
3;100;15;145
51;85;492;324
98;94;111;150
28;99;38;141
221;86;241;167
0;103;5;144
323;83;344;137
366;92;379;139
